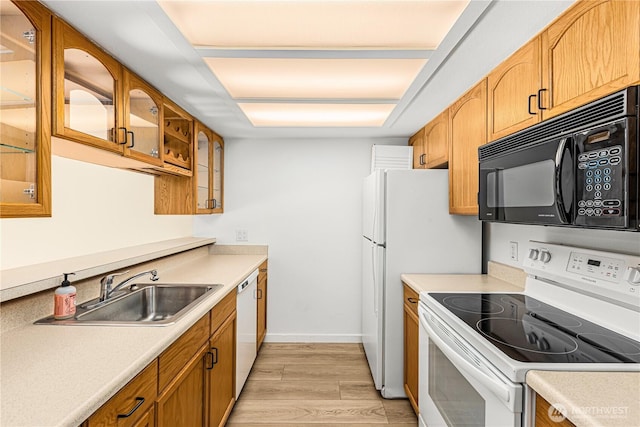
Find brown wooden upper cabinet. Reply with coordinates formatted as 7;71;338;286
0;0;52;218
122;72;164;167
53;18;164;167
540;0;639;119
423;109;449;168
409;127;425;169
488;0;640;142
487;37;542;142
194;122;224;214
162;98;193;176
448;80;487;215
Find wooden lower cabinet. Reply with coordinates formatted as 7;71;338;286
131;408;155;427
156;343;208;427
83;289;242;427
86;361;158;427
208;312;237;427
535;393;576;427
257;260;268;350
403;284;419;415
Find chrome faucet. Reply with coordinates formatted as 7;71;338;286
99;269;159;301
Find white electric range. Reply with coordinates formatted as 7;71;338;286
418;241;640;427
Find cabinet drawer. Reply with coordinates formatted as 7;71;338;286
88;360;157;427
403;284;419;317
211;289;236;334
158;314;209;392
258;260;268;283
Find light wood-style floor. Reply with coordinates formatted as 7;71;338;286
227;343;418;426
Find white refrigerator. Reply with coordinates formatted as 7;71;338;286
361;169;482;398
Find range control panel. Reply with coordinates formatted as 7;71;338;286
567;252;625;283
523;241;640;307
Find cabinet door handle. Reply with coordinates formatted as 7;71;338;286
419;153;426;165
211;199;217;209
528;94;537;115
127;130;135;148
205;349;217;370
537;88;547;110
118;127;128;145
407;297;418;304
256;288;263;299
211;348;218;366
117;397;145;418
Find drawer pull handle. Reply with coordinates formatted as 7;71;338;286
117;397;144;418
407;297;418;304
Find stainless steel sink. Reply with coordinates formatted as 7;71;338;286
35;284;223;326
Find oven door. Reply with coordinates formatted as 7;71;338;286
418;303;523;427
478;135;574;225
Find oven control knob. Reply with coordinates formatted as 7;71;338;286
528;249;540;261
526;332;538;345
537;337;550;351
626;267;640;286
539;250;552;264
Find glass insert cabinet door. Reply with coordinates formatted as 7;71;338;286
212;135;223;212
123;73;162;166
196;127;212;211
0;0;51;217
194;122;224;214
53;18;122;153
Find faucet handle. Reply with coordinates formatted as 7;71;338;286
100;270;130;286
150;270;159;281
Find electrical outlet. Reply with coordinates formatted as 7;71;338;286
236;229;248;242
509;241;518;261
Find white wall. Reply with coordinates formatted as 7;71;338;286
0;155;193;269
487;223;640;267
193;138;405;342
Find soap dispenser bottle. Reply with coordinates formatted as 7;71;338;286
54;273;76;319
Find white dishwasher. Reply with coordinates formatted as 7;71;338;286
235;269;259;398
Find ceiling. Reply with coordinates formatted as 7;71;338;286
39;0;511;139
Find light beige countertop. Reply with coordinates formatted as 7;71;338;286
0;250;266;427
401;273;525;294
527;370;640;427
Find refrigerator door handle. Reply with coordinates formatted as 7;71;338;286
371;243;378;316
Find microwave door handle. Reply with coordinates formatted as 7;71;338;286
419;310;514;406
555;137;573;224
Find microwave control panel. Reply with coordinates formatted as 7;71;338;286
575;120;627;228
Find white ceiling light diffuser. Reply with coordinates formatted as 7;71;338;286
203;58;427;100
159;1;470;50
238;103;395;127
158;0;470;128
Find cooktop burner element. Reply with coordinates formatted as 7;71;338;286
429;293;640;364
442;295;505;315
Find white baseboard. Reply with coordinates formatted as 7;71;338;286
263;333;362;343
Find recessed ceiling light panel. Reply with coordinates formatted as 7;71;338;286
238;103;395;127
159;1;470;49
204;58;426;100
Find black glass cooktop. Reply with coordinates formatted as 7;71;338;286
429;293;640;364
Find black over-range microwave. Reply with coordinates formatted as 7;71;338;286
478;85;638;231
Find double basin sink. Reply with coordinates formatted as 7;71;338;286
36;284;223;326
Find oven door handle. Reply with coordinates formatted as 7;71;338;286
420;310;515;407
